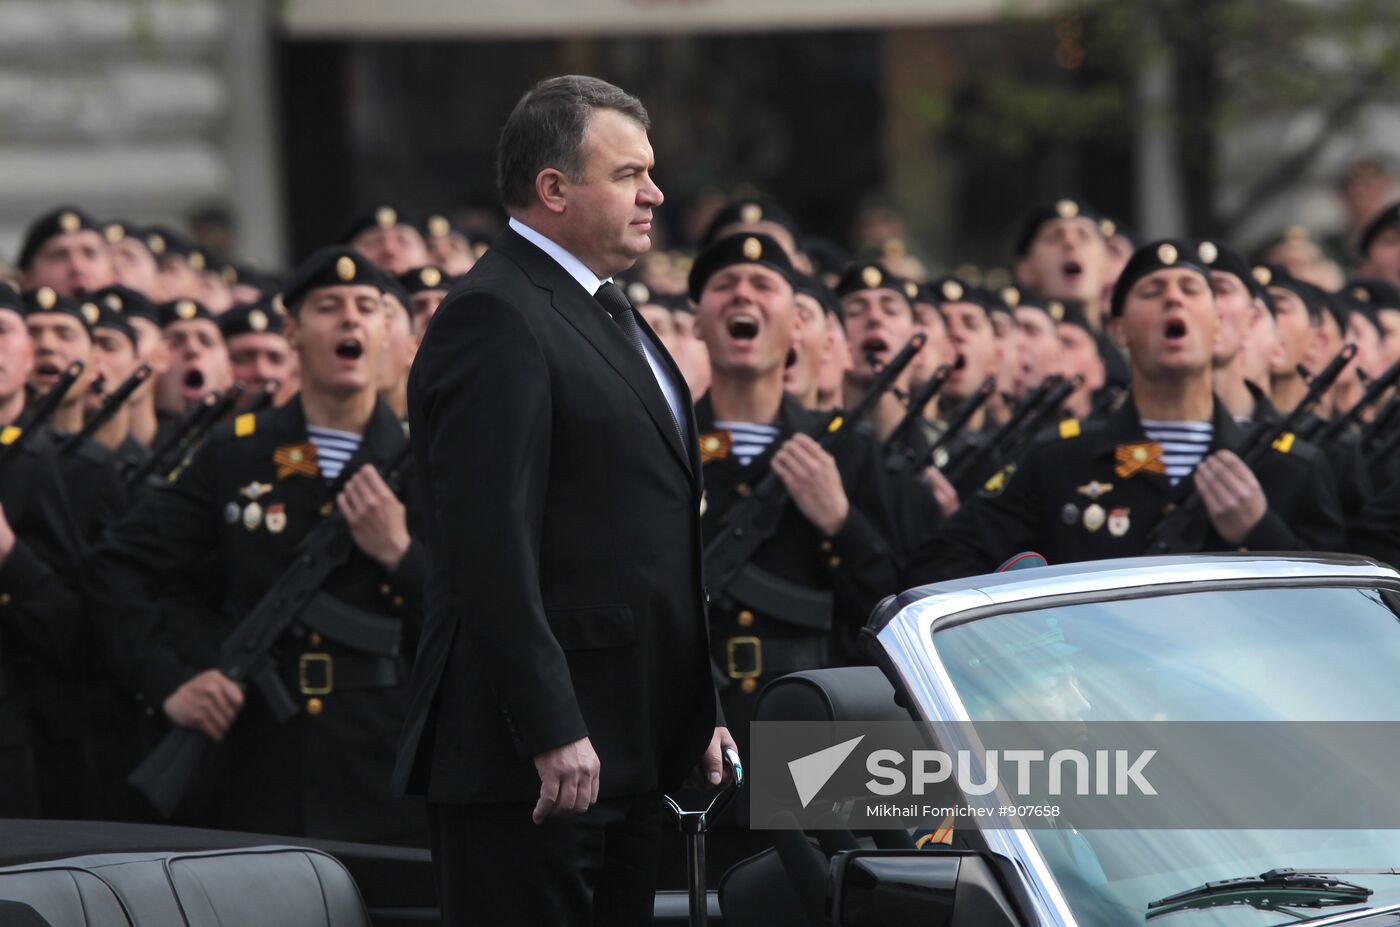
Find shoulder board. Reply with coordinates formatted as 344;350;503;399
0;425;21;446
980;462;1017;496
1059;419;1082;440
234;413;256;438
1270;431;1294;454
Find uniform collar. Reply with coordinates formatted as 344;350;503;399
507;217;606;297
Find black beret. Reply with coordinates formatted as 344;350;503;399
700;195;800;249
687;233;796;301
793;273;842;322
800;236;850;278
925;275;994;315
0;281;23;318
420;213;465;240
1319;288;1352;333
1191;238;1271;305
219;298;285;339
100;219;143;249
398;265;455;295
1335;288;1379;334
1346;278;1400;311
341;203;422;243
1050;297;1094;333
378;271;413;316
835;261;917;305
143;225;207;271
1251;264;1324;324
18;207;101;270
1109;240;1211;317
1014;197;1105;256
86;298;137;348
1100;215;1134;244
221;260;282;296
1359;201;1400;257
22;286;94;332
157;298;218;328
90;285;158;326
283;247;384;312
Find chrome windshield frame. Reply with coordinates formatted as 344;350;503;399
872;554;1400;927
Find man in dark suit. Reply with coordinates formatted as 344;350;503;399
394;75;733;926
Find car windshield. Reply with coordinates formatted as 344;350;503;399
931;584;1400;926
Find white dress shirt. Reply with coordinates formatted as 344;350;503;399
508;217;690;446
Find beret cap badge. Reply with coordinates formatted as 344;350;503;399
1055;199;1079;219
104;223;125;244
375;206;397;229
37;287;57;310
176;299;197;320
147;233;166;254
421;267;442;288
740;203;763;224
1252;265;1272;286
104;294;123;311
742;236;763;261
942;279;964;301
58;211;81;233
861;266;882;289
1197;241;1218;265
189;251;206;272
336;256;357;281
1001;286;1021;307
626;281;650;304
249;308;269;332
81;302;100;326
427;215;450;238
1049;300;1065;321
1157;243;1179;265
904;281;919;300
1099;218;1117;238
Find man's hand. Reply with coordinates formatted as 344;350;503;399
695;726;740;788
163;669;245;741
0;502;14;568
338;464;411;571
532;737;600;824
1195;450;1267;544
923;466;960;517
771;434;849;536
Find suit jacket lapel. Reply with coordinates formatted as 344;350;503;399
494;229;695;480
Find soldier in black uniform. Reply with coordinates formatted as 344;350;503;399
0;282;88;817
911;241;1345;582
86;247;428;843
689;233;902;743
90;285;167;458
220;298;298;410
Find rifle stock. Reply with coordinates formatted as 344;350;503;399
61;362;153;453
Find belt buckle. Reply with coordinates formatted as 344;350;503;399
298;653;334;695
726;636;762;680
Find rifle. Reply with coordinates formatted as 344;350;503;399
59;363;153;454
703;334;924;617
944;374;1080;488
0;360;84;470
1144;343;1356;555
128;442;415;818
913;376;997;472
1309;357;1400;444
884;363;953;457
125;390;224;487
244;379;281;415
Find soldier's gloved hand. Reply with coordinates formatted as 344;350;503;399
923;465;960;517
532;736;600;824
338;463;411;571
0;502;14;567
1195;450;1267;544
772;433;849;536
163;669;245;741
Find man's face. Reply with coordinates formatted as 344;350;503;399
1361;227;1400;289
670;310;710;398
1305;308;1342;375
286;285;385;396
0;310;34;406
111;239;162;299
908;303;955;391
1268;288;1314;375
1056;324;1106;418
1343;313;1381;390
817;313;851;399
1377;307;1400;368
87;327;140;415
228;332;297;407
410;290;449;343
201;271;235;315
841;289;915;383
1014;306;1060;398
1209;271;1252;367
23;231;116;297
990;310;1020;397
783;292;830;400
376;296;416;394
943;302;1000;399
351;225;431;276
559;108;664;278
27;314;95;406
696;264;795;379
157;319;231;412
1241;300;1281;389
1018;218;1110;304
1118;268;1217;378
158;257;205;301
708;220;802;267
429;235;476;276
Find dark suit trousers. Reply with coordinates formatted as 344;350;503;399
430;792;662;926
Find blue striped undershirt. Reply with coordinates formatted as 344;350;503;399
306;425;362;481
1139;419;1214;485
714;421;781;466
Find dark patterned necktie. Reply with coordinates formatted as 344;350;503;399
594;281;686;450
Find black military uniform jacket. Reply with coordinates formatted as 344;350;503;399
86;395;427;843
911;396;1346;582
696;394;901;729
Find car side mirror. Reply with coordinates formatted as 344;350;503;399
829;849;1021;927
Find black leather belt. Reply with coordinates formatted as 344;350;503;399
721;635;829;681
282;652;402;696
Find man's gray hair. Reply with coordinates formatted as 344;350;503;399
496;75;651;211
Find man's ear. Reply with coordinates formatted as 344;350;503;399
282;313;300;353
535;169;569;216
1108;316;1127;349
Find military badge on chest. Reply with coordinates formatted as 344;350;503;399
699;431;733;465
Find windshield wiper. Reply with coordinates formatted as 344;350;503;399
1146;869;1377;919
